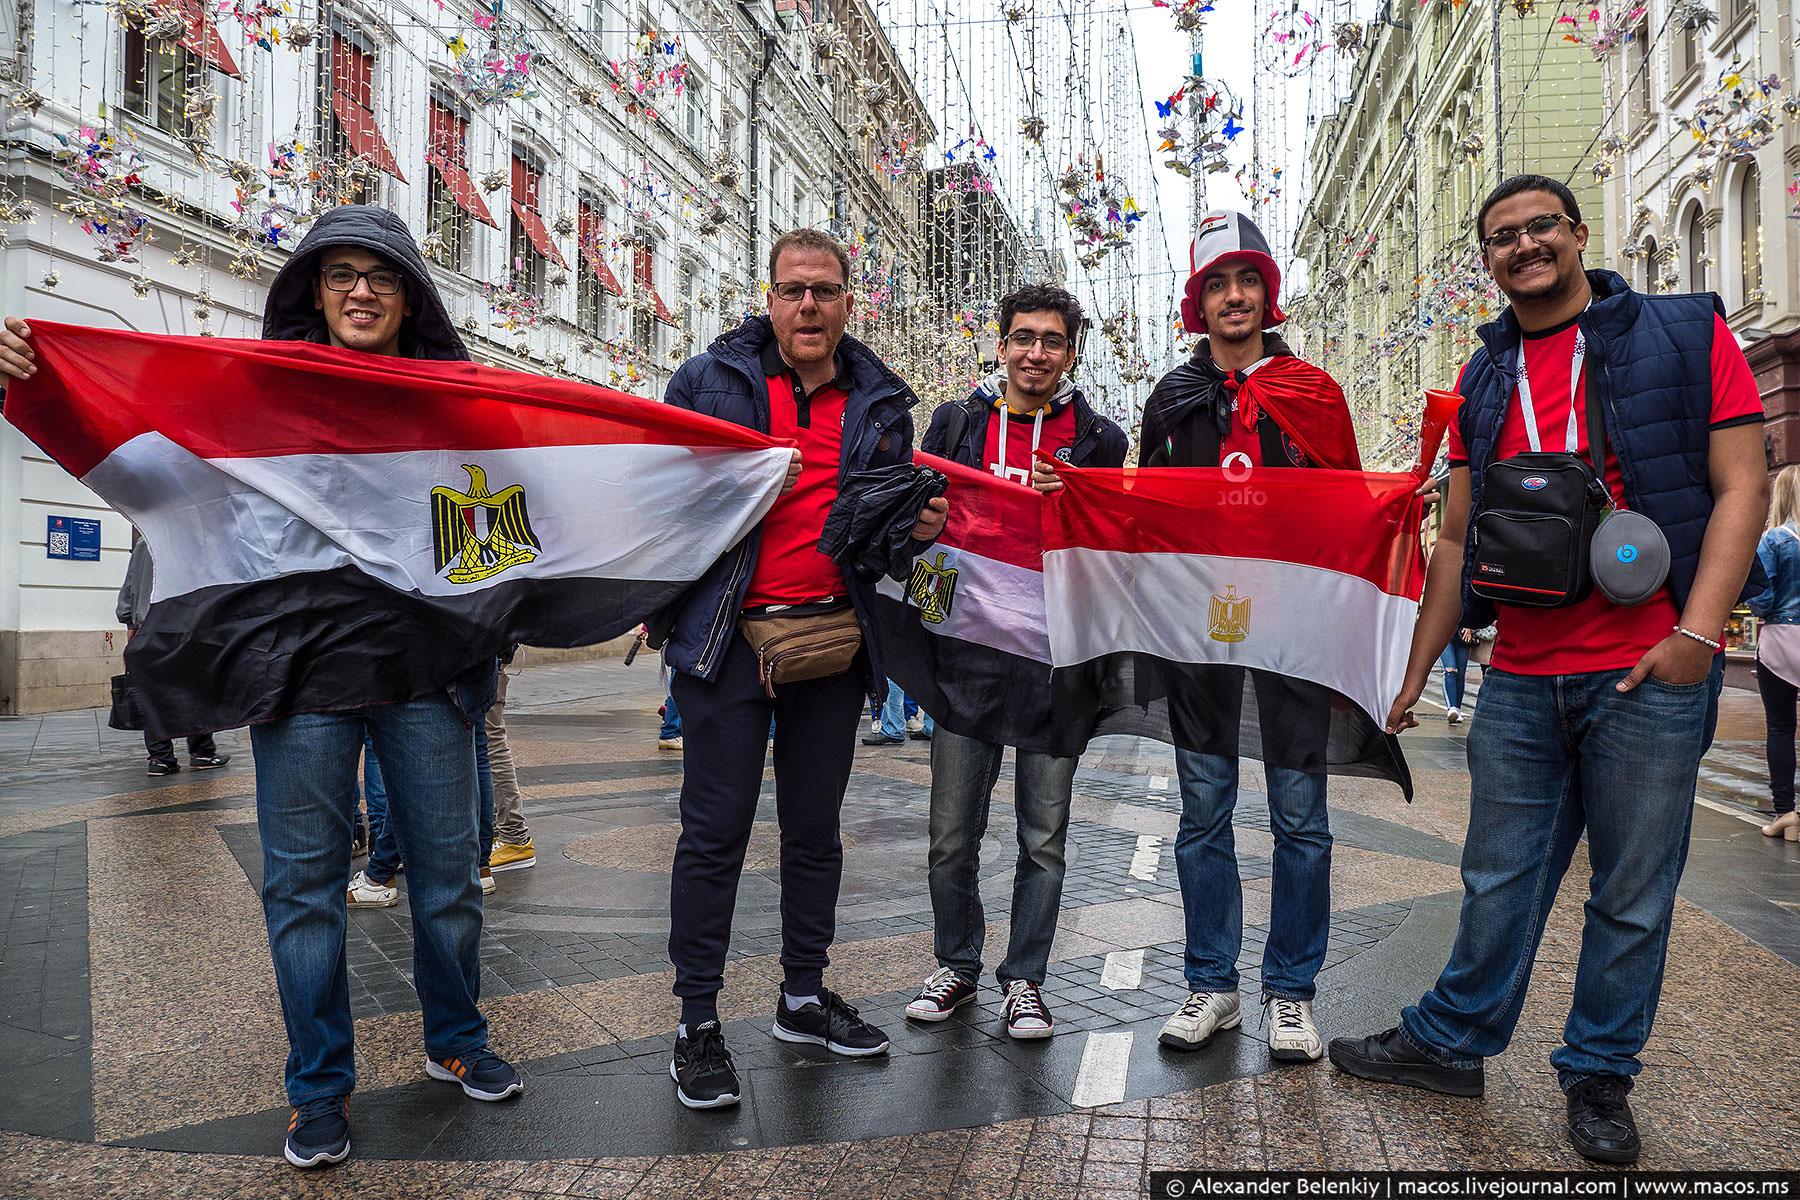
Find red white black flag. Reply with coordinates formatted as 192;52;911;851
3;323;790;737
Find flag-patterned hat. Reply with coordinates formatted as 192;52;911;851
1179;209;1287;335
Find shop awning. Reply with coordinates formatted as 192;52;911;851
654;290;677;325
427;154;498;226
578;204;626;296
510;200;568;268
173;0;241;78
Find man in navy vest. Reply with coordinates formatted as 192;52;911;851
1329;175;1767;1165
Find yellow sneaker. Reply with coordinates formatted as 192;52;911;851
489;838;536;872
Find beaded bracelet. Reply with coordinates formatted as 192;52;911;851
1673;625;1722;651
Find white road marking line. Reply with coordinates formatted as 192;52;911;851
1128;834;1163;881
1149;775;1169;791
1070;1030;1134;1108
1694;795;1768;826
1101;949;1144;991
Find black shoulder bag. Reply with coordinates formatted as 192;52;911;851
1468;330;1612;609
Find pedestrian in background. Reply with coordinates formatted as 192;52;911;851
1750;464;1800;841
115;533;231;776
1437;626;1488;725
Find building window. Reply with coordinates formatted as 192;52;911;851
1685;206;1708;292
122;32;203;136
327;28;405;197
426;95;496;273
685;73;706;148
632;237;657;349
594;0;627;65
1673;23;1698;80
509;146;565;296
576;194;621;334
1726;0;1749;24
1630;22;1652;126
1741;164;1763;304
1642;237;1659;294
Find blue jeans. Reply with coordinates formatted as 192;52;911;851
1402;660;1724;1088
476;722;495;869
1173;750;1331;1000
363;733;401;881
928;730;1075;985
1439;639;1471;711
881;680;933;740
661;690;681;740
251;696;487;1104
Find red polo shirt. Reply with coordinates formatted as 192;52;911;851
743;340;851;607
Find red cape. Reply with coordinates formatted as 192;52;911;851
1235;355;1361;470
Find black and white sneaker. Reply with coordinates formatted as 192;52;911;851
671;1021;740;1109
284;1095;350;1168
905;967;977;1022
1003;979;1054;1039
771;987;890;1057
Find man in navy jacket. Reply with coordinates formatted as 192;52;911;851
658;228;947;1110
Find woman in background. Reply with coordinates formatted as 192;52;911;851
1749;464;1800;840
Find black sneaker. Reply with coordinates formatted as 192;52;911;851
860;732;904;746
1327;1027;1484;1097
905;967;978;1021
1566;1074;1640;1164
146;758;179;776
772;987;889;1057
671;1020;740;1109
424;1048;523;1101
284;1095;350;1168
1003;979;1054;1039
190;753;231;770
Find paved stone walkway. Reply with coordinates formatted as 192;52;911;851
1;657;1797;1196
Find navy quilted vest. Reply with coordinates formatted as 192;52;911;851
1456;270;1725;629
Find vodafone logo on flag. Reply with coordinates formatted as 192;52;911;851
1221;452;1254;482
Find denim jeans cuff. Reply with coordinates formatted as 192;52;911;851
1259;988;1316;1003
288;1081;353;1105
1398;1020;1480;1070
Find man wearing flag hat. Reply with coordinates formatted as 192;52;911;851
1141;208;1359;1065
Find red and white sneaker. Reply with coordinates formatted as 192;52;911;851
1003;979;1054;1039
904;967;977;1021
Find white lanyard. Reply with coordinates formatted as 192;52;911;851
1515;328;1586;454
993;404;1046;482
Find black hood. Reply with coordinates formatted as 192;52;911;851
261;205;469;361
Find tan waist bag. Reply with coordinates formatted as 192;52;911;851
737;600;863;696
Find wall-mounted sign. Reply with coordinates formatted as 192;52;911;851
46;515;101;562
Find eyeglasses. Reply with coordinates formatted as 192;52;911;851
1480;213;1574;257
1001;331;1071;353
321;266;404;295
771;281;847;303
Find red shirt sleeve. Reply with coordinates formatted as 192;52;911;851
1446;362;1471;464
1710;314;1764;426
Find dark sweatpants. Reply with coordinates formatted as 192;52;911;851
668;633;866;1025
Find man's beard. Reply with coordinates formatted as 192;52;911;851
1502;255;1572;304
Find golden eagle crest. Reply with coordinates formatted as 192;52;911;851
907;551;959;625
430;464;542;584
1208;585;1251;644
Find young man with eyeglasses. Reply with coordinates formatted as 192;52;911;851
903;283;1126;1038
0;205;522;1168
655;228;948;1109
1330;174;1766;1165
1136;209;1362;1066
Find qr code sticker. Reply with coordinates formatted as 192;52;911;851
48;531;69;556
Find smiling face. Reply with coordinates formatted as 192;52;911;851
1199;259;1267;346
999;308;1076;407
1479;190;1588;306
311;245;411;356
766;245;854;371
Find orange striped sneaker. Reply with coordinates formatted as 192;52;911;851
284;1095;350;1168
425;1048;523;1101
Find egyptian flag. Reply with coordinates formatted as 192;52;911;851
870;451;1069;753
1229;354;1361;471
2;323;790;737
1042;391;1459;796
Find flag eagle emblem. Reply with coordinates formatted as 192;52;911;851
431;464;542;584
1208;585;1251;643
907;551;959;624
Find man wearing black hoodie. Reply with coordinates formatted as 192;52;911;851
903;283;1125;1040
0;205;520;1169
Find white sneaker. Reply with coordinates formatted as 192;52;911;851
1264;996;1322;1062
904;713;924;735
657;737;683;751
479;867;496;896
347;870;397;908
1447;708;1462;725
1158;990;1240;1051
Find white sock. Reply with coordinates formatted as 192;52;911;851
784;992;820;1011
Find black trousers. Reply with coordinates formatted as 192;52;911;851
668;633;866;1024
146;731;217;763
1758;658;1797;813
